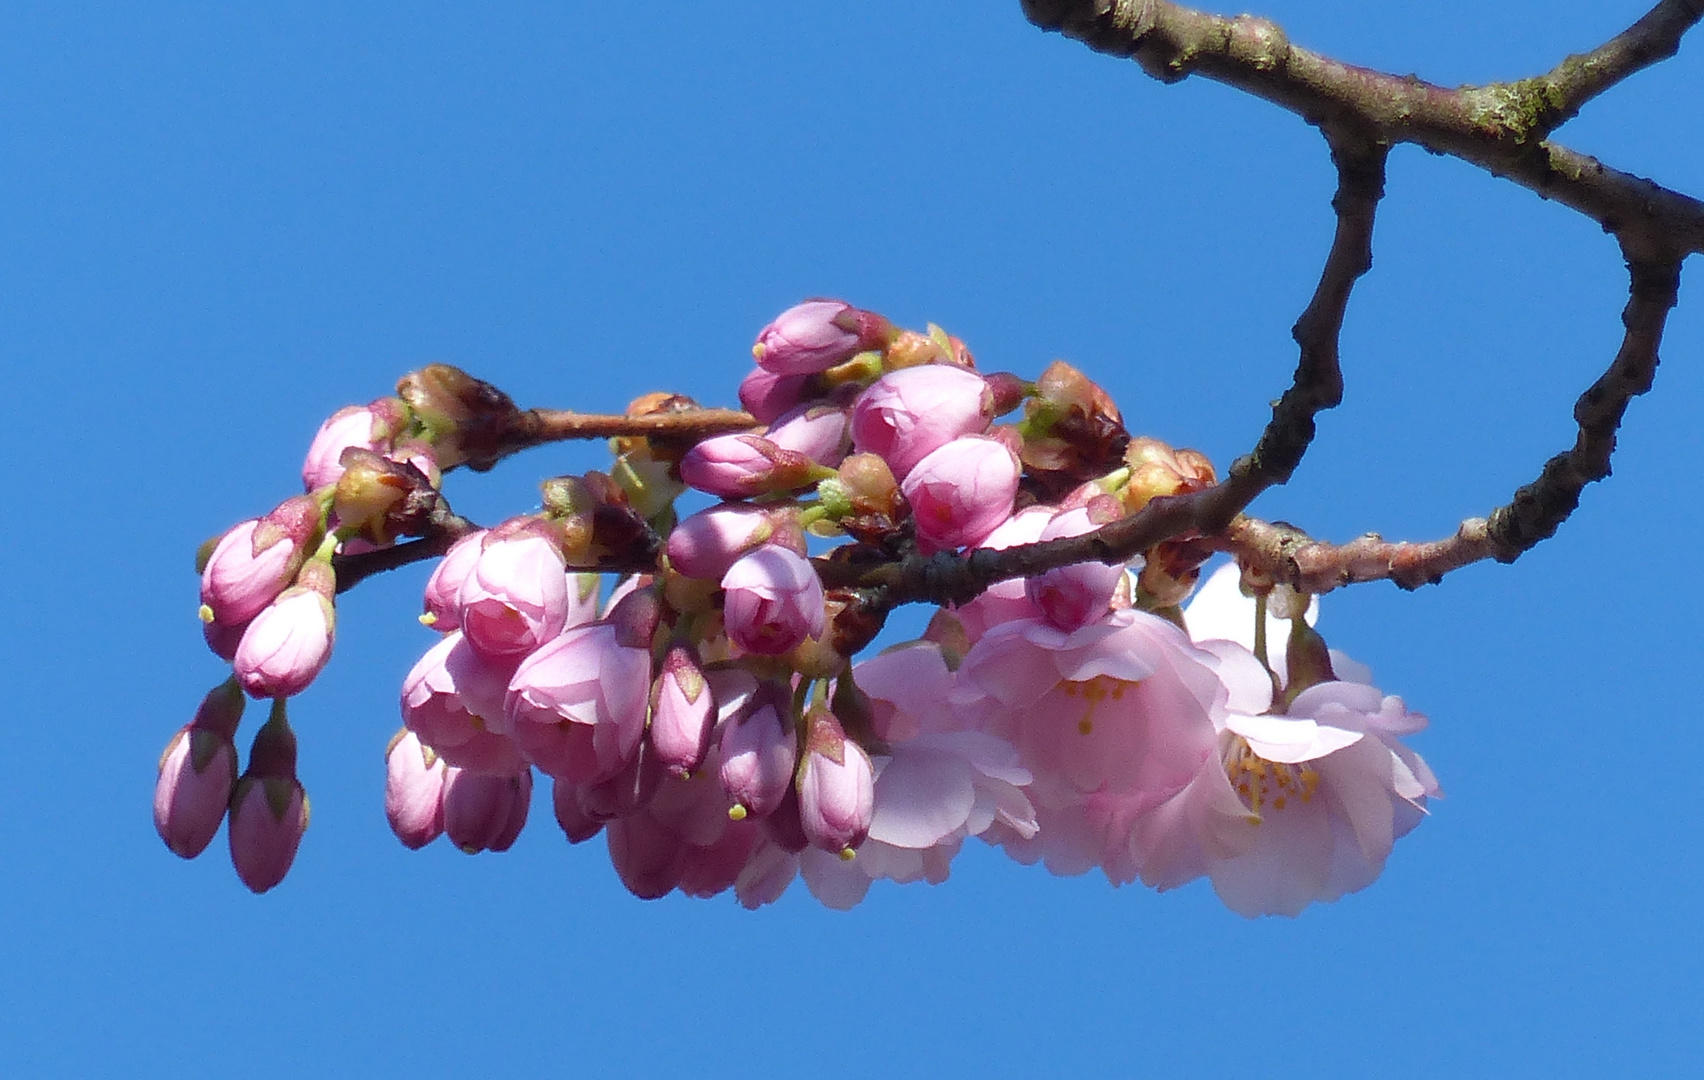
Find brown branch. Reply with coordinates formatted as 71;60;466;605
463;405;759;472
1020;0;1704;253
1211;249;1684;594
332;503;480;594
821;136;1389;606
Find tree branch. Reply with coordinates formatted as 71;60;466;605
1213;249;1683;593
1020;0;1704;253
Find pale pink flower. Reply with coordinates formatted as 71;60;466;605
666;504;775;580
154;679;244;859
199;498;320;627
420;530;487;632
442;765;532;854
457;529;571;659
954;610;1223;816
227;708;309;894
720;546;825;656
302;404;387;492
399;632;527;775
796;710;875;854
751;299;885;376
851;641;957;742
384;729;446;850
648;643;716;778
948;505;1052;645
505;622;650;784
765;404;851;468
901;436;1019;553
234;588;335;698
1027;505;1126;632
717;684;795;819
850;365;994;480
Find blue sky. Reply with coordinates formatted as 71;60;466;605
3;3;1700;1077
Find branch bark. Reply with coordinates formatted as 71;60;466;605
1020;0;1704;253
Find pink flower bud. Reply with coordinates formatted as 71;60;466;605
765;404;851;468
457;526;570;659
738;366;814;424
1027;504;1126;632
385;729;446;850
506;622;651;784
399;632;527;775
576;738;665;822
720;546;825;656
851;365;995;480
900;435;1020;552
302;401;403;491
234;587;335;698
606;813;683;900
666;504;775;580
202;615;249;662
717;685;796;819
154;678;244;859
552;778;604;844
797;709;875;854
227;705;309;894
751;300;887;376
442;765;532;854
199;498;321;627
678;434;819;498
421;529;487;631
649;644;715;777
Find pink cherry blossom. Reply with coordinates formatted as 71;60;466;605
551;778;604;844
234;588;335;699
751;299;884;375
442;765;532;854
851;641;957;742
717;685;795;819
678;434;816;498
153;679;244;859
796;710;875;854
505;621;651;784
199;498;320;627
648;643;716;778
765;404;851;468
666;504;774;580
720;546;825;656
385;729;446;850
399;632;527;775
949;505;1051;645
420;529;487;632
227;708;309;894
456;528;571;659
901;436;1021;553
738;365;814;424
302;404;387;492
850;365;994;480
1027;505;1127;632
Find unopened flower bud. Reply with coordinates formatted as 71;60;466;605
739;366;816;424
721;546;826;656
395;364;518;471
1027;504;1126;632
851;365;995;480
796;707;874;855
302;398;406;492
199;497;322;627
765;404;851;468
717;684;796;819
649;644;716;777
154;677;245;859
552;778;604;844
384;729;446;850
442;765;532;854
234;583;336;699
678;434;825;498
421;529;487;631
457;523;571;659
752;300;891;376
227;702;309;894
666;504;775;580
901;435;1021;552
1019;359;1130;483
1121;436;1217;512
331;448;435;545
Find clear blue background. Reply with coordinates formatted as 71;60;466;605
3;3;1699;1076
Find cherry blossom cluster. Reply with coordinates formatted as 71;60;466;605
157;299;1439;915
